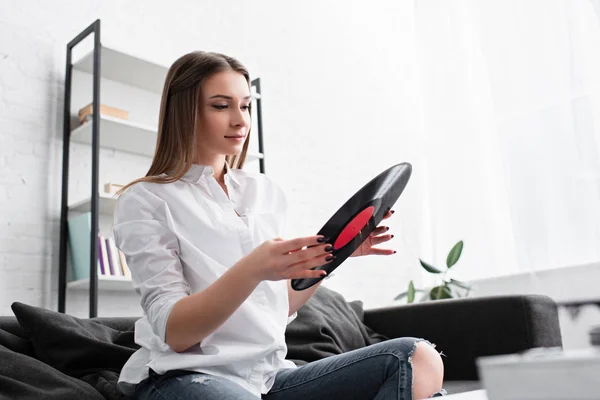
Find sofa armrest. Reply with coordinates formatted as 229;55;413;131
363;295;562;381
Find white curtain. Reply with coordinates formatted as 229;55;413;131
414;0;600;281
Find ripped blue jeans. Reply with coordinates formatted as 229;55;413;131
134;337;447;399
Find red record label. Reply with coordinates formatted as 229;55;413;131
333;206;375;250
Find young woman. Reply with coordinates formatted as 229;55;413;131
113;51;445;399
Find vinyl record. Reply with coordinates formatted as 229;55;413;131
291;162;412;291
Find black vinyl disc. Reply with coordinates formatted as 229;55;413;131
291;162;412;291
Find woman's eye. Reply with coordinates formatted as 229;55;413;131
212;104;250;111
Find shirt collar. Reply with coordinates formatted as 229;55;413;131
179;159;240;186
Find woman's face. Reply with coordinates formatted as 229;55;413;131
196;70;251;159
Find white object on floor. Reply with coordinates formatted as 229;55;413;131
444;389;488;399
477;347;600;400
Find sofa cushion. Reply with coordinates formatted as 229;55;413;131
0;316;27;338
285;285;388;365
11;302;139;399
0;343;105;400
0;326;33;356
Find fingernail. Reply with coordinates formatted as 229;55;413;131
324;245;333;252
391;210;395;214
321;271;328;276
317;237;328;243
393;250;397;254
391;235;394;239
326;255;336;262
386;227;390;231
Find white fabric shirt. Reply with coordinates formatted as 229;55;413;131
113;162;298;397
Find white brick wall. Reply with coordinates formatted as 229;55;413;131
1;0;427;318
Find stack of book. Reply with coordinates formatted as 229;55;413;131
97;235;131;277
68;212;131;281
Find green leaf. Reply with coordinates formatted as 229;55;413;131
446;240;464;269
442;283;453;298
430;284;452;300
449;278;471;290
419;259;442;274
394;283;423;302
407;280;415;303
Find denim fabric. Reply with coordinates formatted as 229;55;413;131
134;337;446;399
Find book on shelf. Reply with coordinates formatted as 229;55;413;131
99;235;111;275
106;236;129;277
104;182;124;195
78;103;129;124
97;236;105;275
67;212;131;282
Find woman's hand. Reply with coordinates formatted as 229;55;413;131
239;236;335;282
350;210;396;257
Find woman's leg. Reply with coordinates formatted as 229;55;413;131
134;369;261;400
264;337;445;400
411;342;445;399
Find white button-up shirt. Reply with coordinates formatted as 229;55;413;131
113;162;298;397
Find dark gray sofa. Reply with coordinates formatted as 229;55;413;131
0;288;562;399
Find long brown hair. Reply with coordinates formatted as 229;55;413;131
116;51;252;197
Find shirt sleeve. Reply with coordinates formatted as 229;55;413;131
287;311;298;325
113;184;190;345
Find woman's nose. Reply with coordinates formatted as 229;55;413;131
231;108;249;127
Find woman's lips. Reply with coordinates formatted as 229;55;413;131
225;135;245;141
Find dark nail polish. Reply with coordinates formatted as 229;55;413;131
317;237;327;243
325;245;333;252
386;227;390;231
391;235;394;239
393;250;397;254
391;210;396;214
326;255;336;262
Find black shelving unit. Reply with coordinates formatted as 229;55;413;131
58;19;101;318
58;19;267;318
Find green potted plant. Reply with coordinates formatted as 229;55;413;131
394;240;471;303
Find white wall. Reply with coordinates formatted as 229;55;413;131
0;0;597;349
0;0;424;318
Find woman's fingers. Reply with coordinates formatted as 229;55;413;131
287;243;332;265
289;252;335;276
369;233;393;246
280;236;326;255
370;226;390;237
290;268;328;280
382;210;395;220
368;247;396;256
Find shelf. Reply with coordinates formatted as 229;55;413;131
73;46;168;94
67;275;132;291
70;114;158;157
70;114;264;161
61;24;267;318
72;46;264;99
68;192;118;215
